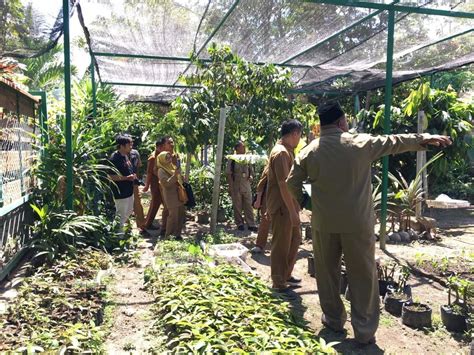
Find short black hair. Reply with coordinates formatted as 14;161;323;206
234;140;244;150
116;134;132;147
156;136;171;146
318;102;345;126
281;119;303;137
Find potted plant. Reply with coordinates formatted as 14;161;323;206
377;262;397;297
384;266;411;316
402;301;432;329
217;207;227;223
440;276;471;332
196;204;210;224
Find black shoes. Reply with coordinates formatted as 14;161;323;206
287;276;302;287
237;225;245;231
248;226;258;232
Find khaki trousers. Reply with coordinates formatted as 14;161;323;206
255;200;271;249
312;230;379;343
232;190;256;227
270;208;301;289
161;206;169;231
144;184;162;228
165;205;185;238
133;185;145;228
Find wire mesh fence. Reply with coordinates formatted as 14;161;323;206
0;106;37;272
0;108;36;206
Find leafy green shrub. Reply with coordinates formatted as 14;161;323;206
29;204;128;264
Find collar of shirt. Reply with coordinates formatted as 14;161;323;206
276;139;294;155
320;126;344;136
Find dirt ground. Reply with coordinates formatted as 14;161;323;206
261;208;472;354
101;193;474;353
2;195;471;353
181;206;473;354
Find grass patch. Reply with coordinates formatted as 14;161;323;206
380;312;396;327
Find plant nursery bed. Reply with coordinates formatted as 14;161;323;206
144;240;335;353
415;255;474;281
0;249;112;352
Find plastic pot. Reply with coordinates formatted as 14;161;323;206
440;305;468;332
402;302;432;329
379;280;397;297
384;292;410;317
197;211;210;224
217;208;227;223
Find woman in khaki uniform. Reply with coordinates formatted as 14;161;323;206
156;151;185;238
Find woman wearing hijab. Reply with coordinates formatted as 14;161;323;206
156;151;185;238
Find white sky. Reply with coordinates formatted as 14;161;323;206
23;0;101;78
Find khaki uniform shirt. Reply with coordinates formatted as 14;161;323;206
226;159;252;194
256;165;269;194
287;127;428;233
266;140;300;215
158;168;184;209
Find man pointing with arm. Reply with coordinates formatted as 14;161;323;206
286;102;451;345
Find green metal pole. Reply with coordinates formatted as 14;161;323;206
380;9;395;251
354;94;360;113
16;92;25;195
304;1;474;19
90;55;97;118
29;91;49;147
63;0;73;210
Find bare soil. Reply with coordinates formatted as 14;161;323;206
104;232;159;353
238;207;473;354
106;192;473;354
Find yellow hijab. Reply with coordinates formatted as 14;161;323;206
156;151;184;186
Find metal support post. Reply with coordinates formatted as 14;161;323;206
90;55;97;118
415;110;425;218
353;94;360;129
210;108;228;234
379;9;395;250
29;90;49;148
63;0;73;210
16;92;24;195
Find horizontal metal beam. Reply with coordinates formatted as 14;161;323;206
281;2;399;64
102;81;201;89
305;1;474;19
0;194;30;217
92;51;311;69
93;52;196;62
288;88;345;96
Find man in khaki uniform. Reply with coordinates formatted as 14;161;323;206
266;120;303;292
226;141;257;231
286;102;452;344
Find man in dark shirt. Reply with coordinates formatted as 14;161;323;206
109;135;136;227
129;145;146;230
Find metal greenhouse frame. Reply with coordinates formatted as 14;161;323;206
60;0;474;248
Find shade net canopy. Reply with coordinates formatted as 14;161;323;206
4;0;473;101
0;0;65;59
